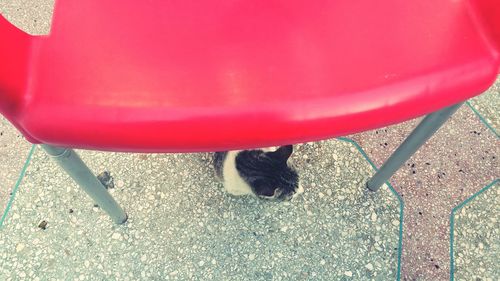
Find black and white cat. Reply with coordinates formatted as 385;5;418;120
213;145;303;200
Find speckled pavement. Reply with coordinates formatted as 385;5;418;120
351;86;499;280
451;180;498;281
468;82;500;134
0;140;401;280
0;117;33;219
0;0;53;35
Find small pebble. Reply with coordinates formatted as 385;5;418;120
365;263;374;271
16;243;25;252
344;270;353;277
111;233;121;240
38;220;48;230
116;179;124;188
248;254;256;261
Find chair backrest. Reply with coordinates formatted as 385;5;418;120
1;0;499;148
470;0;500;56
0;15;34;138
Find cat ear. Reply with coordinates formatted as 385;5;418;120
269;145;293;161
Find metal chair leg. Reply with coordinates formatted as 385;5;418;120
41;145;128;224
366;103;463;192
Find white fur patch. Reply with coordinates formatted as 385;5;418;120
222;151;253;196
261;146;278;152
292;184;304;199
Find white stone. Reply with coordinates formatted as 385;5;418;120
141;255;147;262
365;263;374;271
248;254;256;261
169;271;178;276
111;233;121;240
392;220;399;226
15;243;25;252
116;180;125;188
320;259;326;265
344;271;353;277
326;190;332;196
12;213;20;220
198;260;205;266
371;213;377;222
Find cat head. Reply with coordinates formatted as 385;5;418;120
235;145;301;200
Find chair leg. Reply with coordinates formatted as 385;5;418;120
366;102;463;192
41;145;128;224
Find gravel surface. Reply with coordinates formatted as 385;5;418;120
469;76;500;133
0;139;401;280
351;102;499;281
454;183;500;280
0;117;33;216
0;0;54;35
453;182;499;281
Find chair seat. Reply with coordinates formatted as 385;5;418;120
1;0;499;152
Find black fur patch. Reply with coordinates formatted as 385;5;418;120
235;146;299;200
213;152;227;180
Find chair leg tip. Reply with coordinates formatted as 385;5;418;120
116;214;128;224
366;182;378;192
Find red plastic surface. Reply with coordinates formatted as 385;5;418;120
1;0;499;152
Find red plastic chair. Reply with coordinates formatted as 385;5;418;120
1;0;499;224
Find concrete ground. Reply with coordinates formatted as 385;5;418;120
351;92;499;280
0;140;401;281
0;2;499;280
